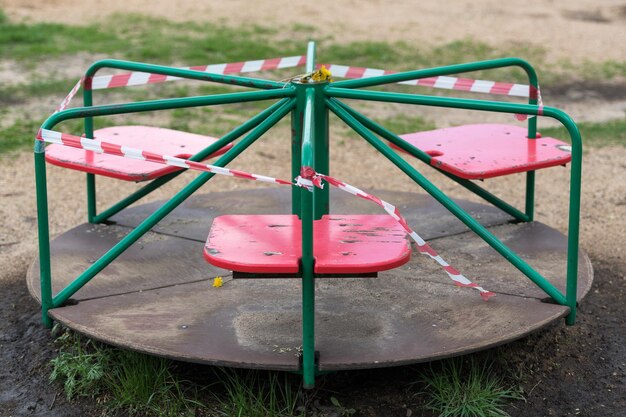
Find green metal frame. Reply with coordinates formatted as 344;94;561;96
34;41;583;389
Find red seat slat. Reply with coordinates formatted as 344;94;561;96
395;124;572;179
45;126;232;181
204;214;411;275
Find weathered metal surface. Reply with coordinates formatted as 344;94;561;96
45;126;232;181
27;224;228;303
110;188;514;242
396;124;572;179
27;191;592;370
204;214;410;274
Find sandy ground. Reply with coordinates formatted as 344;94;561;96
0;1;625;415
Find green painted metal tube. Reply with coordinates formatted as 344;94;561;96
306;41;316;73
291;87;305;216
538;108;582;325
50;99;295;307
327;87;542;116
329;88;583;322
332;55;541;222
300;85;316;389
83;87;97;223
85;59;286;90
80;59;287;223
327;99;569;305
43;89;294;130
34;151;53;328
312;85;329;219
300;185;316;389
332;100;529;222
333;57;538;90
92;100;290;223
91;172;179;224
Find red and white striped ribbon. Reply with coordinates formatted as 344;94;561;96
55;56;307;112
297;172;496;299
320;64;533;98
56;77;84;112
37;128;292;186
36;128;494;300
296;168;495;301
90;55;306;90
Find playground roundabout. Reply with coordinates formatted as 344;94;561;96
26;188;593;372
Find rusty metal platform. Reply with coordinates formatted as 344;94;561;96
26;189;593;371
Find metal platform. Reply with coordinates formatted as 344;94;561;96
27;188;593;371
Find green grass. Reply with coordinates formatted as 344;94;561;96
541;116;626;148
418;357;524;417
49;330;111;400
212;369;304;417
49;327;532;417
49;327;203;416
102;351;202;417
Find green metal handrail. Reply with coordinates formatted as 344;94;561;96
35;97;295;324
81;58;288;222
325;86;582;324
333;57;541;219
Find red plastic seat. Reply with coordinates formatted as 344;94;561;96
395;124;572;179
203;214;411;275
45;126;232;182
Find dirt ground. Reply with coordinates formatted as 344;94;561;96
1;1;625;416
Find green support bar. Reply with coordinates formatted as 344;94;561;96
85;59;286;90
35;99;294;319
333;57;538;90
83;86;97;223
92;100;291;223
300;84;317;389
46;89;293;128
34;148;53;328
333;100;530;222
325;87;582;322
334;56;541;223
326;98;571;306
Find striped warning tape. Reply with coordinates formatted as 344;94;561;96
296;168;495;301
36;128;495;300
90;55;306;90
56;56;540;114
320;63;534;98
56;77;84;112
55;56;307;112
37;129;292;186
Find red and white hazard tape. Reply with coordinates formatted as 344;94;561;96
37;130;495;299
296;168;495;301
56;55;307;112
56;77;84;113
37;129;292;186
35;128;494;300
90;55;306;90
321;64;534;98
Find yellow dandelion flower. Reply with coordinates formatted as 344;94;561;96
212;276;223;288
311;65;333;82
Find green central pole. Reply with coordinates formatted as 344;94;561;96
300;84;317;388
